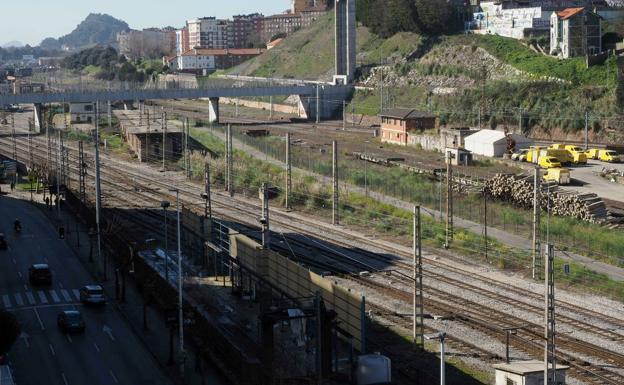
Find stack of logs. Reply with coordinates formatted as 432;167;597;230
484;174;609;224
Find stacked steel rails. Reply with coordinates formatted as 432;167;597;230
2;134;623;384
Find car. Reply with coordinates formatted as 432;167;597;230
28;264;52;285
0;234;6;250
57;310;85;333
511;149;528;162
538;156;562;169
599;150;620;163
79;285;106;305
585;148;601;160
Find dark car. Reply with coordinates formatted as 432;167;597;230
79;285;106;306
57;310;85;333
28;264;52;285
0;234;6;250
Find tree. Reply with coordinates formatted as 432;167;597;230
0;311;20;355
414;0;456;35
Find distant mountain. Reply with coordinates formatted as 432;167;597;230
2;41;24;48
40;13;129;50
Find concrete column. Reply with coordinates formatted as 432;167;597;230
33;103;43;131
208;97;220;123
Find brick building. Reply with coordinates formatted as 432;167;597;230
379;109;437;146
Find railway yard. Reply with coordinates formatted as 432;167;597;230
1;113;624;385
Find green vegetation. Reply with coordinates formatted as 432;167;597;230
185;124;623;301
40;13;129;50
447;34;619;86
62;47;166;82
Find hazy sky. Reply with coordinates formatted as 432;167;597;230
1;0;291;46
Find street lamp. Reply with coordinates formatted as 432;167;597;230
169;188;184;378
424;332;447;385
160;200;170;283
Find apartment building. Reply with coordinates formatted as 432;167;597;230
188;17;230;49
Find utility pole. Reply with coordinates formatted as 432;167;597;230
445;151;453;248
47;120;51;170
413;205;424;349
343;100;346;131
285;133;292;211
227;124;233;197
79;141;86;204
225;124;230;193
261;182;270;249
351;101;355;127
544;244;556;385
162;111;167;171
60;134;66;187
185;117;190;178
108;100;112;128
11;114;17;183
584;111;589;151
146;109;151;163
204;162;212;222
172;189;185;379
483;190;488;261
94;102;104;281
269;95;273;119
332;140;339;225
533;167;542;280
316;85;320;124
379;64;384;114
56;130;61;220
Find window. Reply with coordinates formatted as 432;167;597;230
84;104;93;112
506;378;517;385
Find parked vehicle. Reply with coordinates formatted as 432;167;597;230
539;156;562;169
563;145;588;164
543;168;571;185
511;149;528;162
79;285;106;305
28;264;52;285
599;150;620;163
526;147;570;164
585;148;601;160
57;310;86;333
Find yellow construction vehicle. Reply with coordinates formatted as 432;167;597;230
538;156;562;169
598;150;620;163
585;148;600;160
563;145;588;164
543;168;571;185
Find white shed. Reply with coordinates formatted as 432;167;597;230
493;360;569;385
464;129;532;157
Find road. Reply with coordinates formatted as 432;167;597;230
0;194;173;385
562;159;624;203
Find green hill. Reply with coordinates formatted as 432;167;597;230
40;13;129;50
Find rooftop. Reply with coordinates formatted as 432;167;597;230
379;108;437;120
493;360;569;375
556;7;585;19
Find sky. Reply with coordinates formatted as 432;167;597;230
1;0;291;46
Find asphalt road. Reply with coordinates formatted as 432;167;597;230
0;195;173;385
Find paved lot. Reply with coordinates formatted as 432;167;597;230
562;159;624;203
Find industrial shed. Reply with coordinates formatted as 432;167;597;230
464;129;532;157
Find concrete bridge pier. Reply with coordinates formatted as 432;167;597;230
298;84;352;122
208;97;220;123
33;103;43;132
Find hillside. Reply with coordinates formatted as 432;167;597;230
40;13;129;50
233;16;621;140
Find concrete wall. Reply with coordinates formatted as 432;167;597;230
219;97;303;116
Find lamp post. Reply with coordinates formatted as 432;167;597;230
169;188;184;378
160;200;170;283
425;332;447;385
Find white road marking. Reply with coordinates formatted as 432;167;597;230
14;293;24;307
17;272;22;278
66;334;73;343
19;332;30;348
12;258;16;264
109;370;119;384
2;294;11;309
102;325;115;341
49;290;60;303
60;289;72;302
49;344;55;356
33;308;45;330
93;342;101;352
23;284;29;291
37;291;48;304
25;291;35;305
72;289;80;300
58;282;64;289
61;372;69;385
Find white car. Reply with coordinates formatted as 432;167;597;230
79;285;106;305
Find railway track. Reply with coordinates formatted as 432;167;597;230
2;134;624;384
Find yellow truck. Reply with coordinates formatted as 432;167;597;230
538;156;562;169
585;148;601;160
543;168;571;185
563;145;588;164
526;147;570;165
598;150;620;163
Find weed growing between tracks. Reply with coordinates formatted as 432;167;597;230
183;125;624;302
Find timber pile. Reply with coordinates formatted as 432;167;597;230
485;174;610;224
